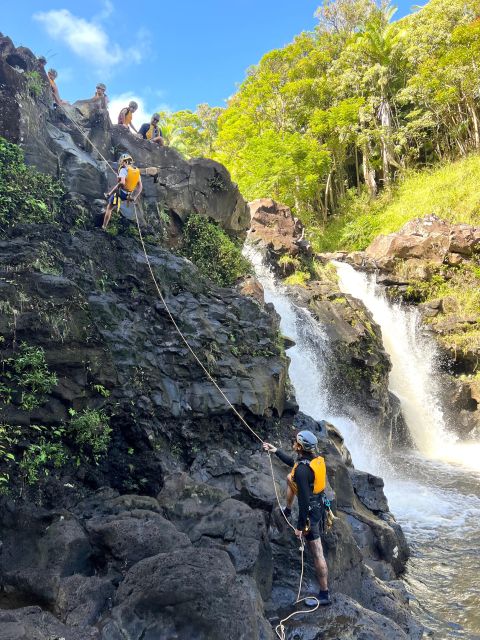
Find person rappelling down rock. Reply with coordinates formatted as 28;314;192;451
263;430;332;607
102;153;143;230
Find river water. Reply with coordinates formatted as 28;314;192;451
246;246;480;639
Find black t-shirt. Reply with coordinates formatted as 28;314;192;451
275;449;315;530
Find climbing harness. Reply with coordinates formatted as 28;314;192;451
56;102;321;637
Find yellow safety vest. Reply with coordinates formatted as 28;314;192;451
146;124;159;140
123;166;140;192
287;456;326;496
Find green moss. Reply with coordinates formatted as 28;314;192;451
284;270;310;286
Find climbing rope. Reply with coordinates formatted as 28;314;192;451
55;101;319;635
133;202;320;637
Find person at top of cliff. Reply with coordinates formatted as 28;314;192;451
47;68;68;107
102;152;142;230
139;114;165;146
92;83;109;106
263;430;331;607
118;101;138;133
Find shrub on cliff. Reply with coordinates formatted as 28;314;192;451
0;137;67;229
181;214;250;286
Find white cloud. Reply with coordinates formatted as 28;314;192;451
33;8;148;71
108;93;172;131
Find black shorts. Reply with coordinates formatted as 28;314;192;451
305;500;325;542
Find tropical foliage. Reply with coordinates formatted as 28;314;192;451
0;137;67;229
166;0;480;232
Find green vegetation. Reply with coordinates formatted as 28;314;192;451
0;137;67;229
181;214;251;286
156;105;222;158
19;437;68;485
284;271;310;286
0;340;112;490
165;0;480;246
24;71;43;98
68;408;112;462
313;155;480;251
0;342;58;411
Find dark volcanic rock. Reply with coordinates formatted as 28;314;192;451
101;548;271;640
0;33;422;640
0;34;249;238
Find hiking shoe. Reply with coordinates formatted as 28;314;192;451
304;592;332;607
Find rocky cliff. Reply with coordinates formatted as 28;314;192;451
0;36;423;640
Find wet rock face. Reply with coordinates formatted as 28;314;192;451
287;280;408;443
0;35;249;239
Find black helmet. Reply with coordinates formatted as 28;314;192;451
296;430;318;452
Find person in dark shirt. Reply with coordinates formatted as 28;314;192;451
263;430;331;606
138;114;164;145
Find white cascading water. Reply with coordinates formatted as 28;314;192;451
245;245;480;638
334;261;480;471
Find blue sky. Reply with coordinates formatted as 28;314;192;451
5;0;413;121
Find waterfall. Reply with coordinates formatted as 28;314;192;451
246;244;480;637
334;261;480;471
243;244;391;477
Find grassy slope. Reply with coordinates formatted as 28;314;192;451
312;154;480;253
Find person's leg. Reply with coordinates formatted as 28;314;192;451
102;202;113;229
307;538;328;591
286;483;295;509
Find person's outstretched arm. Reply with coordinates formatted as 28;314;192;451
263;443;294;467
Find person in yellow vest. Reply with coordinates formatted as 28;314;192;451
263;430;331;606
139;114;165;146
102;153;142;230
118;101;138;133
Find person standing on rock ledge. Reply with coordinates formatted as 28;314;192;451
263;430;331;607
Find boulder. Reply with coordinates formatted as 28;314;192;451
271;592;416;640
0;606;99;640
248;199;311;271
85;510;191;569
0;506;93;605
236;274;265;303
365;215;480;265
55;575;115;626
100;548;273;640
